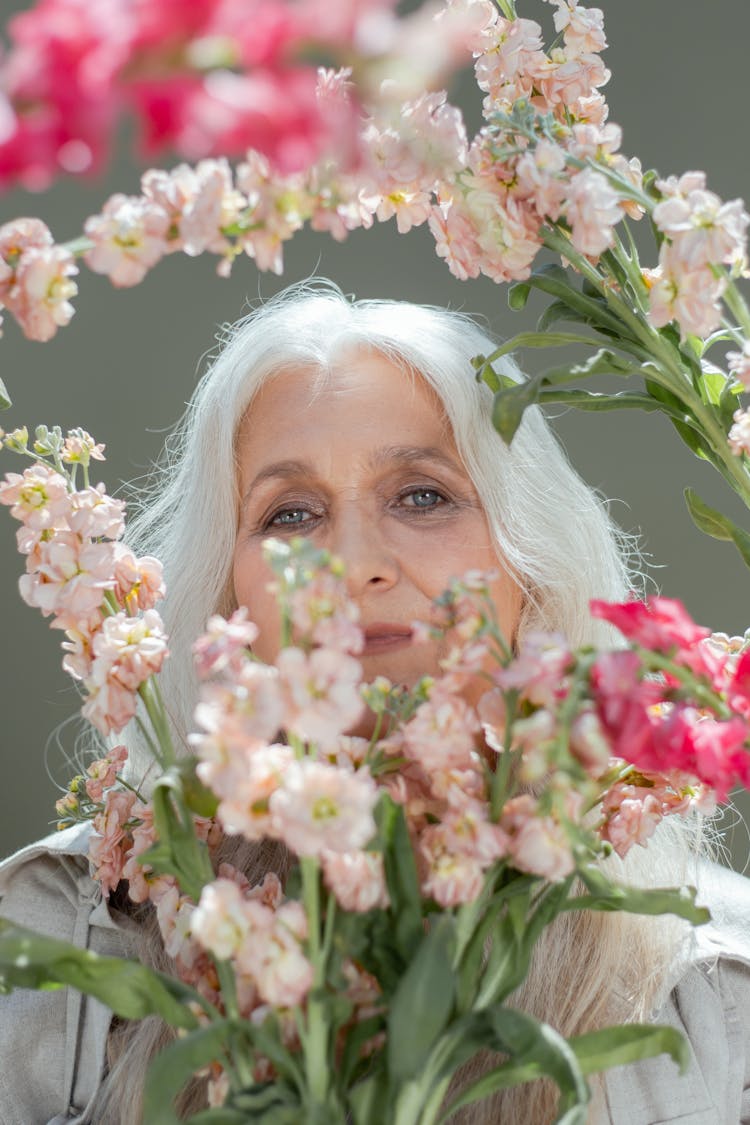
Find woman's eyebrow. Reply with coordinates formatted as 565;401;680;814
368;445;462;472
243;446;462;505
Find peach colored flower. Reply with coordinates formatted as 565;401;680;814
89;789;136;896
89;608;169;691
195;665;284;746
142;158;246;259
19;533;116;619
496;631;572;708
564;167;622;257
84;743;128;801
419;824;485;907
192;878;251;961
428;199;482;281
0;463;70;530
501;794;575;881
321;849;389;912
67;484;125;540
727;342;750;391
646;245;725;339
550;0;607;57
111;543;165;612
205;743;293;841
277;646;364;748
84;193;170;287
728;407;750;457
193;608;259;679
8;246;78;342
82;677;139;737
269;760;378;857
404;689;480;772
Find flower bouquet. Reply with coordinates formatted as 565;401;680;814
1;0;750;1122
0;423;747;1122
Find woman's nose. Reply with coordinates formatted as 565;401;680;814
329;513;400;597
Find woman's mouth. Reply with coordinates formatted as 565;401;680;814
361;623;414;655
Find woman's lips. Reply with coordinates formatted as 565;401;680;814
361;623;414;655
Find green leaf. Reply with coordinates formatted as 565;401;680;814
538;390;665;413
684;488;734;541
387;916;456;1085
729;525;750;572
378;795;423;961
175;757;220;819
700;368;728;407
537;300;586;333
508;281;531;310
571;869;710;926
569;1022;689;1076
486;331;605;364
144;771;215;901
143;1021;237;1124
492;378;541;445
349;1070;390;1125
0;919;199;1030
0;376;10;411
439;1008;588;1120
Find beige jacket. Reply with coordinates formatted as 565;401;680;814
1;824;749;1125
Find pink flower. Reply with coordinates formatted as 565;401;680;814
84;743;128;801
82;676;139;737
89;788;136;896
0;463;70;529
419;824;485;907
6;245;78;341
269;760;377;858
428;199;482;281
590;596;710;654
193;607;259;679
19;532;116;619
321;849;389;912
203;743;293;842
288;571;363;654
729;408;750;457
192;878;251;962
645;245;725;339
403;690;480;772
89;608;169;690
653;171;748;270
564;168;622;257
600;784;663;857
250;902;313;1008
67;484;125;540
495;631;572;708
84;193;170;287
141;158;246;258
277;646;364;748
550;0;607;57
194;664;284;746
727;342;750;391
111;545;165;612
500;794;574;882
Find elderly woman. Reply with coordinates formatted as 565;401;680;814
1;280;749;1124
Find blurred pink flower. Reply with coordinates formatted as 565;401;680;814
277;646;364;748
419;824;485;907
322;849;389;912
84;193;170;287
89;788;136;895
403;690;480;772
269;760;377;857
193;607;259;679
500;794;574;882
729;408;750;457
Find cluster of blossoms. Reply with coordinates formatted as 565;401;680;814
0;425;166;734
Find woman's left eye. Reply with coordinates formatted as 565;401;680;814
399;487;447;511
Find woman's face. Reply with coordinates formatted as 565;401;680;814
233;350;522;697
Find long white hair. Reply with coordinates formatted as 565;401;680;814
100;279;702;1123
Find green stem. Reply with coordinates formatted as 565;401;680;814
137;677;176;769
722;276;750;339
301;857;330;1110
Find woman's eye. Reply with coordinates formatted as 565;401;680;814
266;506;316;528
401;488;446;511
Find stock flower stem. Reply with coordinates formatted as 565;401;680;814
301;857;330;1111
723;277;750;340
137;678;176;769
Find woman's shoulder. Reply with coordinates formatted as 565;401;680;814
0;824;135;1125
603;859;750;1125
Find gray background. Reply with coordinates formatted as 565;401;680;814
1;0;749;866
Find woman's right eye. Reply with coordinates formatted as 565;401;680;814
264;506;317;530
